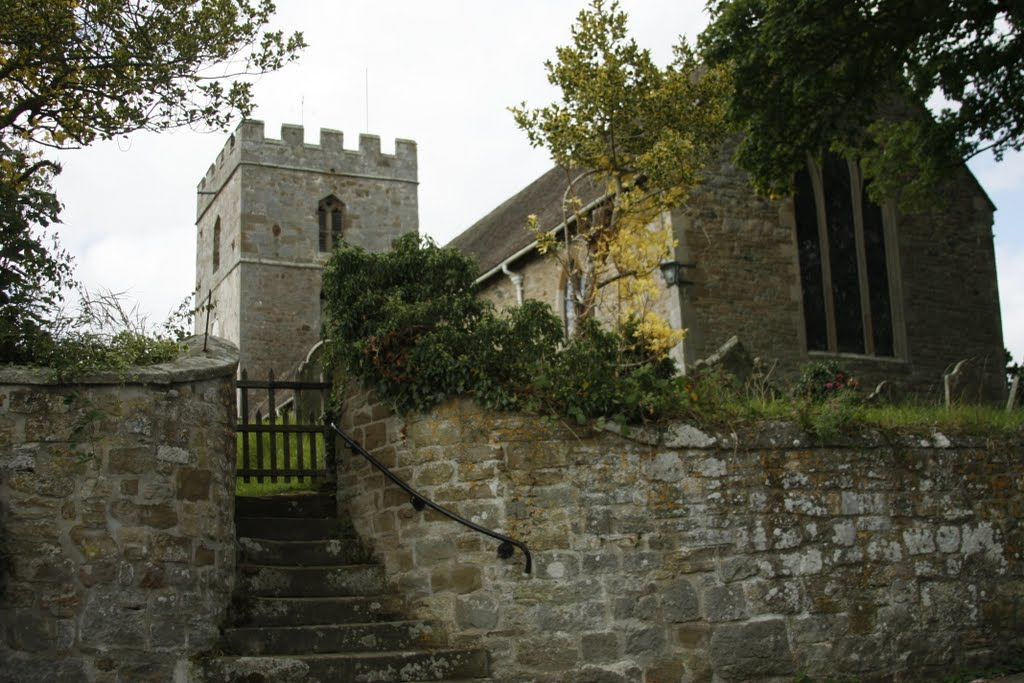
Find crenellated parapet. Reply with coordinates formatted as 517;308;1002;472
196;120;417;216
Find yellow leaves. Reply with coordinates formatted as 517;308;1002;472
525;214;561;255
630;310;685;357
511;0;730;358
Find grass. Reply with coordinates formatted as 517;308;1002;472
235;427;328;497
682;367;1024;440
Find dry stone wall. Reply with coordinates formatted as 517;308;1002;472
338;386;1024;682
0;337;239;683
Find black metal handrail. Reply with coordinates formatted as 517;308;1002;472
330;423;532;574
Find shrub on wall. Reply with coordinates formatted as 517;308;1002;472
321;235;687;422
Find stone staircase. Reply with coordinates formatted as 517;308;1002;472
200;492;491;683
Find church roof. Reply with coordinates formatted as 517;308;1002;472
447;166;605;279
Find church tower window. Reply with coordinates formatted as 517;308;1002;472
318;196;345;252
213;217;221;272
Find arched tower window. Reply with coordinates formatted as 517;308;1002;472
213;217;221;272
318;196;345;252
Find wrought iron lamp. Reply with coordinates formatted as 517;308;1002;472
659;260;695;287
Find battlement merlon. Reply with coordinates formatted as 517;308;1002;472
240;120;415;178
196;120;417;217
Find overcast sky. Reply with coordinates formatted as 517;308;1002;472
51;0;1023;364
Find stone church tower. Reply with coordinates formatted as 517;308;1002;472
194;120;418;380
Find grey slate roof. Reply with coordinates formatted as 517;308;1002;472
447;166;606;278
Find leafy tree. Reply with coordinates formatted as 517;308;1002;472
699;0;1023;203
1;0;305;148
0;0;304;362
0;139;70;362
510;0;731;350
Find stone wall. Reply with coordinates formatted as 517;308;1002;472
0;337;239;683
338;387;1024;682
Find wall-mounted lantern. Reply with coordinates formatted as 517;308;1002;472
659;260;696;288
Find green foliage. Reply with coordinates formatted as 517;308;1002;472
794;360;862;401
1007;348;1023;388
322;237;1024;433
534;318;687;424
27;289;187;377
1;0;305;149
1;0;303;363
511;0;731;334
0;139;73;363
321;233;489;411
699;0;1023;206
321;235;691;423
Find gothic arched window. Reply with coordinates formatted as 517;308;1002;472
795;153;899;357
318;196;345;252
213;217;222;272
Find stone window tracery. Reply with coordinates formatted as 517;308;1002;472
318;196;345;252
795;153;900;357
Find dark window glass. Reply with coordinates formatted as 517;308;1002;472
318;208;328;252
821;154;865;354
795;154;897;357
213;218;221;272
862;183;894;356
795;168;828;351
331;208;343;247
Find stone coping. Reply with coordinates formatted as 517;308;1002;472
0;335;238;386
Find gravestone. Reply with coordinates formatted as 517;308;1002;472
943;358;985;407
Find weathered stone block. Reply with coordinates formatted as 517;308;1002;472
702;584;748;622
431;564;482;594
455;592;499;630
175;467;211;501
580;631;620;663
69;527;118;561
708;619;795;678
516;633;580;669
661;578;700;622
108;447;151;474
109;501;178;529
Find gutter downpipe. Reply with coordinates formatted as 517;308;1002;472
501;264;525;305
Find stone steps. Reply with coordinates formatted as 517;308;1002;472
237;562;389;597
202;649;490;682
222;620;440;656
238;536;373;566
235;514;342;541
234;492;337;518
200;493;490;682
236;595;405;627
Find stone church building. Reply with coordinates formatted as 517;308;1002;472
195;120;1006;401
451;149;1007;401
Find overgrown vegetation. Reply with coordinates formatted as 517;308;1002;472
510;0;730;349
322;235;1023;438
322;234;691;425
699;0;1024;207
1;0;304;364
23;289;192;378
